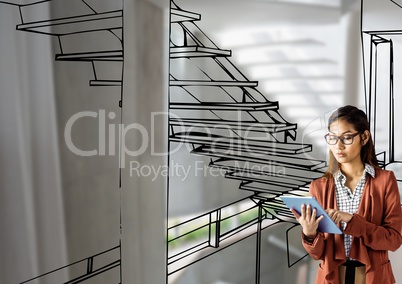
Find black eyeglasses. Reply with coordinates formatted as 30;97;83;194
324;132;361;145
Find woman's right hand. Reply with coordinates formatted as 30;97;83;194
290;204;324;237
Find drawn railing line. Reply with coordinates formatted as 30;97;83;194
168;195;253;232
167;196;282;275
168;197;255;262
65;260;121;284
168;219;280;277
20;245;121;284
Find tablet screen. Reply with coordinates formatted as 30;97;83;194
280;196;342;234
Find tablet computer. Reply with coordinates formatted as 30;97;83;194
280;196;342;234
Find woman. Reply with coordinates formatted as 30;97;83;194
291;105;402;284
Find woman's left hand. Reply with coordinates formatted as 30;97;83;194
325;209;353;224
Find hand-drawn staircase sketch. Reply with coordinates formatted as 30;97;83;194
2;0;123;92
167;1;328;283
361;0;402;190
2;0;402;283
0;0;123;283
167;0;402;283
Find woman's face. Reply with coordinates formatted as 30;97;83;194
327;119;366;166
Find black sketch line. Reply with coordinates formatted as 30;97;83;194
0;0;51;6
16;10;123;36
167;1;327;282
285;224;310;267
19;245;121;284
390;0;402;9
0;0;124;283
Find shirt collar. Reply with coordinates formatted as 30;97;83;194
365;163;375;178
334;163;375;180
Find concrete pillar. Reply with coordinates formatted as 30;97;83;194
342;8;363;107
121;0;167;283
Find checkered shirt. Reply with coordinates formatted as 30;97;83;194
334;164;375;259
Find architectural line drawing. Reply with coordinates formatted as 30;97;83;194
167;0;402;282
167;1;328;283
19;245;121;284
2;0;401;283
0;0;123;283
361;0;402;189
0;0;124;93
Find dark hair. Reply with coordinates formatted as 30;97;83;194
323;105;379;178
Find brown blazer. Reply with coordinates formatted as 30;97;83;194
302;168;402;284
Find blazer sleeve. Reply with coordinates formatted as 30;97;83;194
344;171;402;252
301;180;326;260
